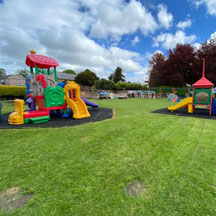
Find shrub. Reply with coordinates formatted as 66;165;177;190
114;82;148;90
151;86;192;97
75;69;99;86
95;79;115;90
0;85;26;99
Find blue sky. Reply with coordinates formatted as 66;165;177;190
0;0;216;83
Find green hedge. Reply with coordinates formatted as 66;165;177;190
112;83;191;96
95;79;115;90
0;85;26;98
151;86;192;97
114;82;148;90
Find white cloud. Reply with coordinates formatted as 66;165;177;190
193;42;201;49
125;66;149;83
157;4;173;29
0;0;162;82
38;28;144;75
0;25;146;80
0;27;40;59
205;0;216;15
206;31;216;45
209;31;216;40
131;36;140;45
177;18;192;29
89;0;158;39
191;0;216;15
0;0;90;31
195;31;216;50
192;0;204;7
153;30;196;49
154;50;164;55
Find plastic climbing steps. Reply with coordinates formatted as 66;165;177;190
24;115;50;124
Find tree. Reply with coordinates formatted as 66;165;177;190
0;68;6;77
16;69;29;78
95;79;115;90
197;38;216;84
148;52;165;87
165;44;198;86
109;67;125;83
75;69;99;86
148;44;199;87
62;69;76;75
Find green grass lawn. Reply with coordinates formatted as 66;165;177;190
0;98;216;215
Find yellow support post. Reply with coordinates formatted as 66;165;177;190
188;103;193;113
8;99;25;125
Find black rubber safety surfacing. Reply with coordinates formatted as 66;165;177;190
151;107;216;120
0;108;113;129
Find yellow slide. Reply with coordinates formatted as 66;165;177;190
66;98;90;119
168;97;193;112
64;81;90;119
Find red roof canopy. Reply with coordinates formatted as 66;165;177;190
26;54;59;69
192;77;214;88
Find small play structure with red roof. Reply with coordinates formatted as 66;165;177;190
8;51;98;125
168;59;216;115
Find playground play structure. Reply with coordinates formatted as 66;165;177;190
168;59;216;115
8;51;98;125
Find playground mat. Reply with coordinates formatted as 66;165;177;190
152;107;216;120
0;108;113;129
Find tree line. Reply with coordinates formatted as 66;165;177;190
2;38;216;89
1;66;131;90
0;68;77;79
0;68;31;79
75;67;128;90
148;39;216;87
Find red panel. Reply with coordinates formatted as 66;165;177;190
35;96;45;107
35;96;45;100
23;110;49;119
36;74;47;88
26;54;59;69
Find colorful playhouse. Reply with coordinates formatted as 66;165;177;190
168;59;216;115
8;51;98;124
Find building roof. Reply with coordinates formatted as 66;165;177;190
57;72;76;80
26;54;59;69
7;74;25;80
1;74;25;79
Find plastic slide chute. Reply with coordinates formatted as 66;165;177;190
65;98;90;119
168;97;193;112
81;97;99;108
63;81;90;119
